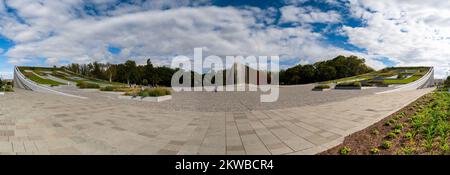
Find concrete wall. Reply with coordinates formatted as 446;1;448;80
378;67;435;94
14;67;86;99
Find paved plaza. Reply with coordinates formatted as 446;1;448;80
0;85;433;155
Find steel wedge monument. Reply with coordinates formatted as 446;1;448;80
0;0;449;174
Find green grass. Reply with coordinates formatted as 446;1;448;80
22;72;64;86
383;75;422;84
408;92;450;153
20;67;125;87
321;67;430;85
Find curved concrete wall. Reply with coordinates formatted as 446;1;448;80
378;67;435;94
14;67;86;99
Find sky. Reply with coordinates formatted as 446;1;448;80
1;0;450;79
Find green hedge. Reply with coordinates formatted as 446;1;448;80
313;84;331;89
336;81;362;87
76;82;100;89
100;86;114;91
126;87;172;97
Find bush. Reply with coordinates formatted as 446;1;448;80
313;84;330;89
100;86;114;91
76;82;100;89
336;81;362;88
5;85;14;92
143;87;171;97
127;87;172;97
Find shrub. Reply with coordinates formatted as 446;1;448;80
128;88;172;97
100;86;114;91
5;85;14;92
336;81;362;88
339;146;351;155
143;87;171;97
381;141;393;149
76;82;100;89
142;79;148;86
313;84;330;89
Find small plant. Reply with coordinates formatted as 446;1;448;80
381;141;393;149
384;119;395;126
386;132;396;139
393;129;402;134
394;124;403;130
371;129;379;135
404;132;413;139
402;147;415;155
100;86;115;91
339;146;351;155
370;148;379;154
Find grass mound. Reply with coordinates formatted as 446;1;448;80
22;72;64;86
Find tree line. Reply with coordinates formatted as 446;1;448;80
63;55;374;87
64;59;178;87
279;55;374;85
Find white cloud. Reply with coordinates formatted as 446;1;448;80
280;5;342;24
0;1;358;69
0;72;12;79
344;0;450;78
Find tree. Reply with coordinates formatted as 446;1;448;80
280;55;374;85
105;63;117;83
315;63;336;81
142;79;148;86
91;61;104;79
144;59;156;86
298;64;316;83
445;76;450;87
124;60;138;85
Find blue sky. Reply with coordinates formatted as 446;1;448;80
1;0;449;79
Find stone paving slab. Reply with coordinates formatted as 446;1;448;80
0;87;434;155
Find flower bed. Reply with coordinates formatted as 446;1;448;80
321;92;450;155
